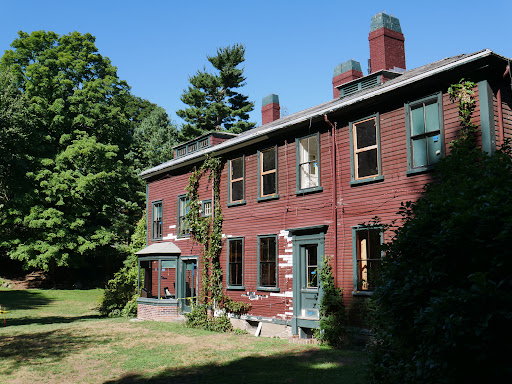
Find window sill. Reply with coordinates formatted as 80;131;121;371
227;285;245;291
257;194;279;202
406;165;434;176
352;290;374;296
227;200;246;207
257;287;280;292
350;175;384;186
151;238;163;242
295;186;323;196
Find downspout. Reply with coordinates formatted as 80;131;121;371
497;63;511;146
324;114;338;284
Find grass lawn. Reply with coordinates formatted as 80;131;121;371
0;288;365;383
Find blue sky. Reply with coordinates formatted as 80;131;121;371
1;1;511;126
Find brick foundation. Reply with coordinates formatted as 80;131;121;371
137;302;182;322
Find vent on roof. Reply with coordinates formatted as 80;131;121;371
338;73;383;98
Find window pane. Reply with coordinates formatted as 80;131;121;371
357;229;381;291
355;119;376;149
411;106;425;136
232;180;244;201
230;263;242;286
261;263;276;287
229;240;242;263
412;138;427;167
300;163;319;189
424;102;440;133
357;149;378;178
231;158;243;179
262;173;276;196
306;245;318;288
427;135;442;165
262;149;276;172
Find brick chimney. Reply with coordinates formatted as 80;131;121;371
262;94;280;125
368;12;405;73
332;59;363;98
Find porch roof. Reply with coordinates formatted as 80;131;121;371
135;242;181;255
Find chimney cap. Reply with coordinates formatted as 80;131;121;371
334;59;362;77
370;12;402;33
262;93;279;106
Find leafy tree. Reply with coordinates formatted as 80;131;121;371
131;106;178;170
0;31;143;277
367;81;512;383
177;44;255;141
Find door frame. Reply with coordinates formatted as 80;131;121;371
178;256;199;313
287;225;328;335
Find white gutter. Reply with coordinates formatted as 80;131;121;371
141;49;494;179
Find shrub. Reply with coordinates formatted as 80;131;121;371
99;213;145;317
185;303;233;333
315;256;347;346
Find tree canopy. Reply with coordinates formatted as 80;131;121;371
177;44;255;141
0;31;144;275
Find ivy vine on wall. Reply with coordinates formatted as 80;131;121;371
185;155;250;316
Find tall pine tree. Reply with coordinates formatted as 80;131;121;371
177;44;255;141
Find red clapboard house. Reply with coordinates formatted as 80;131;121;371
135;12;512;338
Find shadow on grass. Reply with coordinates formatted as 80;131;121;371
4;313;102;327
0;328;105;375
105;348;364;384
0;289;54;310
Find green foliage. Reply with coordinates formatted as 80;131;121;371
99;213;146;317
184;155;250;330
0;31;144;274
177;44;255;141
314;256;348;347
366;81;512;383
130;106;178;171
184;303;233;333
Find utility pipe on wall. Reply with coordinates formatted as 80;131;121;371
497;64;510;146
324;114;338;285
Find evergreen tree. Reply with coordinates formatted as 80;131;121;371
0;31;143;277
177;44;255;141
131;106;178;171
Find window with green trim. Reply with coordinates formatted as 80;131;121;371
151;201;163;240
353;227;382;292
229;157;244;203
258;235;278;288
259;147;277;197
227;238;243;288
297;134;320;190
202;200;212;217
405;93;443;170
177;195;190;237
351;116;381;180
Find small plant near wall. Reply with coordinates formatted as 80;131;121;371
184;155;250;331
314;255;348;347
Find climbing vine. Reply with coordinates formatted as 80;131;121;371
448;79;477;137
185;155;250;320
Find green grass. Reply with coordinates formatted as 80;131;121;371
0;288;365;383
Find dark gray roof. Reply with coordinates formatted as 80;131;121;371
141;49;499;180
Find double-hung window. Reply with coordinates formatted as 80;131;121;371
202;200;212;217
152;201;163;240
353;227;382;292
297;133;321;192
258;235;278;289
405;93;444;172
258;147;278;199
227;238;244;289
350;115;382;183
229;157;244;204
177;195;190;237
